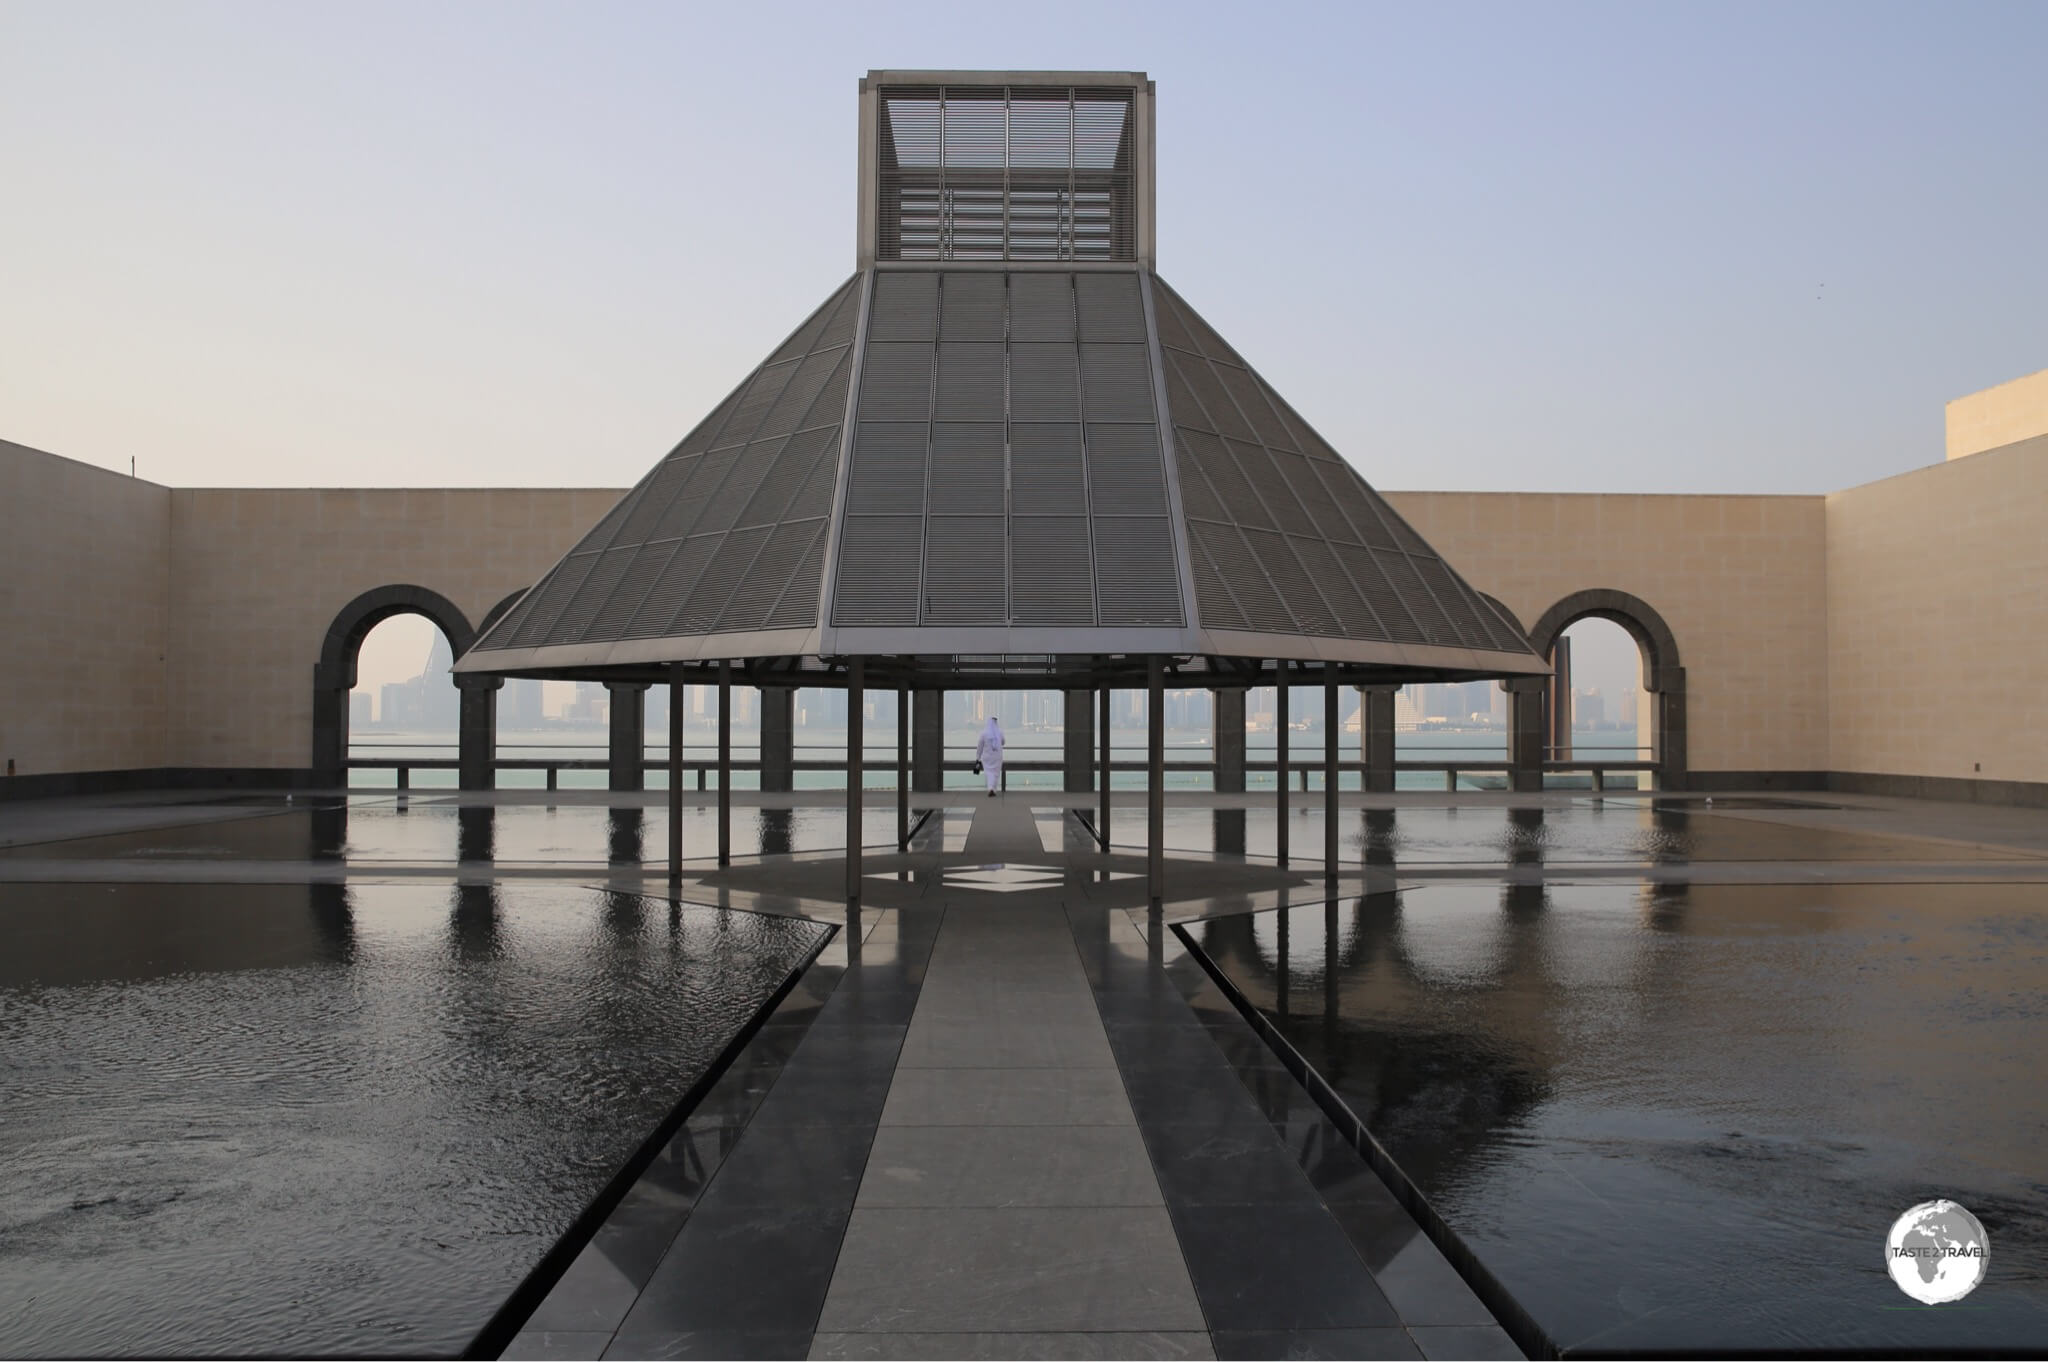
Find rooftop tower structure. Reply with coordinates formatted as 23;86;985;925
457;70;1542;689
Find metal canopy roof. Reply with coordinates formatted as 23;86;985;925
455;72;1546;692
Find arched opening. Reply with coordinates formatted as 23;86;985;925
311;586;478;788
1525;590;1686;791
349;613;461;788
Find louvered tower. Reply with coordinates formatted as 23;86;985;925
458;72;1544;688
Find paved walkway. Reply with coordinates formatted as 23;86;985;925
506;794;1517;1360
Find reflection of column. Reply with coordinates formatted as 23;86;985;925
1361;685;1397;793
606;681;649;792
1064;690;1093;793
1507;677;1546;793
457;805;495;863
608;807;645;863
912;689;942;793
759;686;794;792
457;675;501;791
1213;688;1246;793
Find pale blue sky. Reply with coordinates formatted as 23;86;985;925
3;0;2044;497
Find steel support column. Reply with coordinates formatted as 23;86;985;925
1099;685;1111;847
1508;677;1546;793
897;684;910;849
456;675;500;792
667;664;683;886
759;686;794;792
847;659;864;906
1147;656;1164;910
1276;668;1290;866
1324;663;1339;886
912;689;943;793
606;681;649;792
717;661;731;867
1361;684;1397;793
1213;687;1246;793
1063;690;1094;793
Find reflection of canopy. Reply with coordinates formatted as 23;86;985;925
454;266;1544;691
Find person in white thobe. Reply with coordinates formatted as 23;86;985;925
975;717;1004;796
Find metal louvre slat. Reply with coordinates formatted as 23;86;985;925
799;347;854;431
608;455;695;548
1073;273;1146;341
1177;428;1272;530
1161;357;1214;435
1314;460;1399;550
585;541;676;644
1217;364;1295;450
1227;440;1315;535
1178;356;1258;442
1244;528;1337;635
1082;423;1167;515
1091;516;1183;626
673;387;748;459
1008;517;1094;624
1009;424;1085;515
1148;276;1245;364
1375;548;1457;645
846;423;929;515
923;516;1007;622
759;346;843;437
1287;535;1383;639
1008;274;1075;341
768;275;856;364
1413;557;1498;650
509;552;600;648
761;519;829;630
1169;438;1228;522
736;426;837;528
717;359;801;449
697;437;784;533
1334;542;1427;644
1009;343;1080;421
714;520;817;633
929;422;1005;514
815;277;863;349
1191;521;1289;632
556;546;637;645
646;448;738;543
868;272;939;340
856;343;935;421
940;273;1005;339
676;525;771;633
625;536;719;639
1273;448;1358;543
1149;282;1202;356
935;342;1005;421
784;431;844;520
832;516;925;624
1185;527;1248;631
1079;344;1155;422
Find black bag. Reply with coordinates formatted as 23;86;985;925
972;759;984;774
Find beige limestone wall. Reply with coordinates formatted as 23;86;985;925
166;488;624;768
1946;367;2048;460
0;440;172;775
1385;492;1833;774
1825;439;2047;784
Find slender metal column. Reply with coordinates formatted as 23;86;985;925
717;660;731;867
1324;662;1339;886
667;663;683;886
846;659;864;906
897;684;909;850
1276;666;1290;866
1098;684;1111;847
1147;656;1164;909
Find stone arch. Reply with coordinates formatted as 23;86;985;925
311;586;483;788
1522;589;1686;789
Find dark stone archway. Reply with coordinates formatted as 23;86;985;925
311;586;490;789
1514;589;1687;791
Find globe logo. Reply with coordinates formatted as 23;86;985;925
1885;1200;1989;1304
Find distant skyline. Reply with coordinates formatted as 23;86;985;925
4;1;2045;501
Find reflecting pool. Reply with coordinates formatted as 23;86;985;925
1185;882;2048;1354
0;881;830;1358
0;802;917;865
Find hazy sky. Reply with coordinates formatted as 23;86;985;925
5;0;2045;503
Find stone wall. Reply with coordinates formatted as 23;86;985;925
1386;491;1832;777
0;441;171;778
1826;435;2047;788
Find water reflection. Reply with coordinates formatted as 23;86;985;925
1192;883;2048;1353
0;881;829;1358
607;808;644;864
457;806;494;863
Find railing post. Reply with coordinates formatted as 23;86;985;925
397;766;409;791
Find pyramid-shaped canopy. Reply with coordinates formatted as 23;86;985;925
459;267;1545;682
